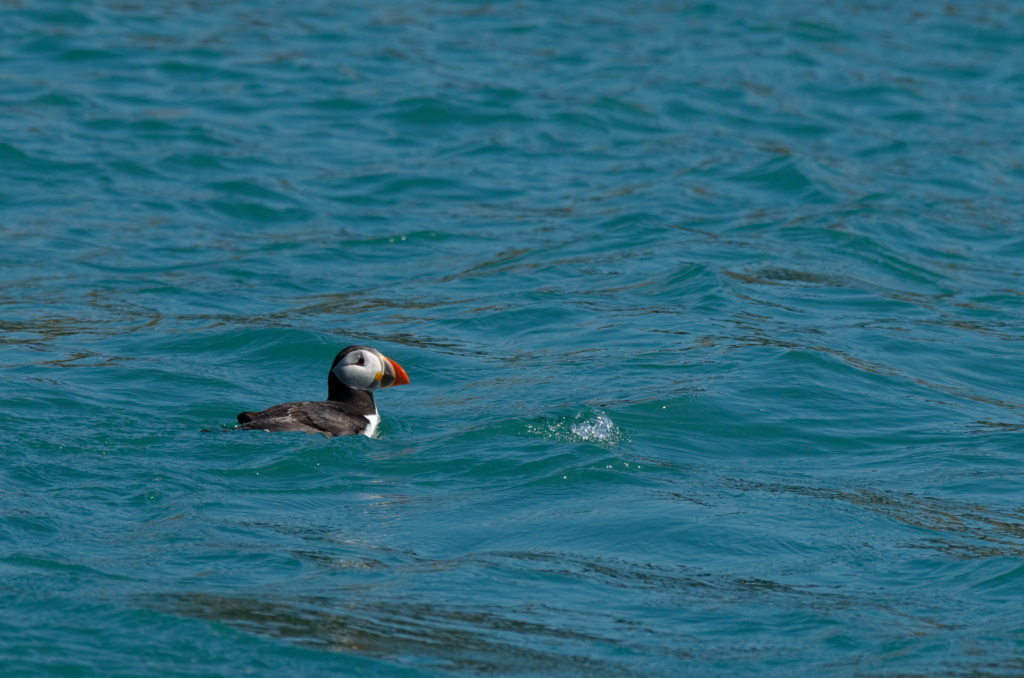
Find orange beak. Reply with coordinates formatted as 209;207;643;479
383;356;410;387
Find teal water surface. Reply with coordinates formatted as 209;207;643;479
3;1;1024;676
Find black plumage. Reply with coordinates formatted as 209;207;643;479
237;399;374;437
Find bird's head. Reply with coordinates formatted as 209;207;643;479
330;345;410;392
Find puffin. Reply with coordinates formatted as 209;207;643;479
236;345;410;437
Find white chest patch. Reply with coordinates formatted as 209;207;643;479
362;409;380;438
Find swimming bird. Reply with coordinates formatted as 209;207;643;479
236;345;410;437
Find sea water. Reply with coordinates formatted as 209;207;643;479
2;1;1024;676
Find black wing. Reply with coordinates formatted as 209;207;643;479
237;401;369;437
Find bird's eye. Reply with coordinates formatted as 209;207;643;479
357;355;365;366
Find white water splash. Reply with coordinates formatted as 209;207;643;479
521;410;628;446
571;411;617;442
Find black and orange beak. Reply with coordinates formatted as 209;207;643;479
376;353;410;388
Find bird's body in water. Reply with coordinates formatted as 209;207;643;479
237;345;410;437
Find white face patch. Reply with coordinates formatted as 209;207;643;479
331;350;385;391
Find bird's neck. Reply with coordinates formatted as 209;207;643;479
328;373;376;415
